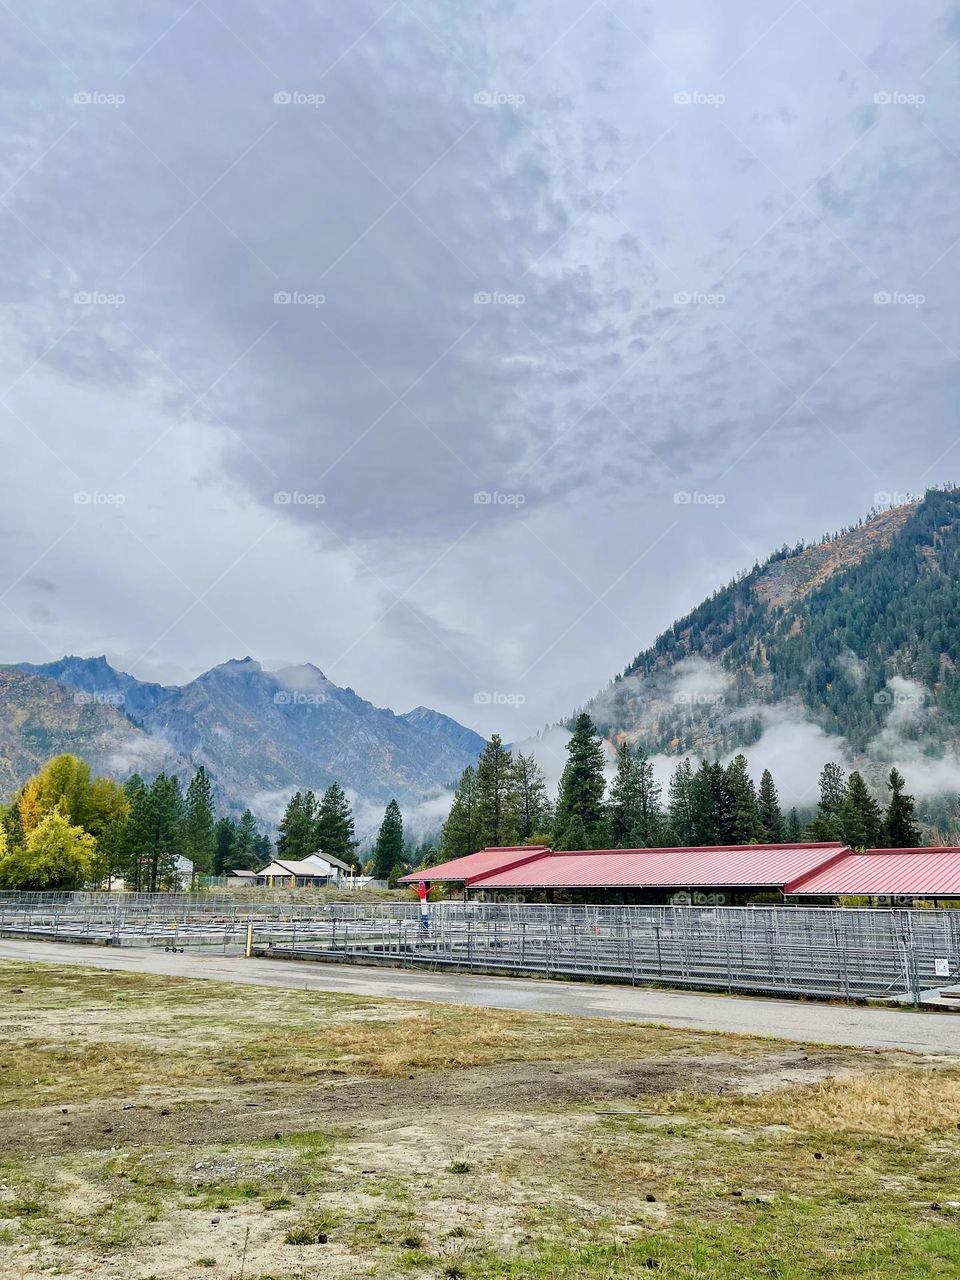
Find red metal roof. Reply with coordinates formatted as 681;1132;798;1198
399;846;550;884
786;848;960;897
470;844;849;890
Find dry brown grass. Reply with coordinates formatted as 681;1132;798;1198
649;1068;960;1139
0;961;769;1106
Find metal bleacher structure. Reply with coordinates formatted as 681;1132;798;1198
4;882;960;1005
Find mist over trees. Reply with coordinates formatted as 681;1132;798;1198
434;713;938;862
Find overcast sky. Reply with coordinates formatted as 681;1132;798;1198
1;0;958;739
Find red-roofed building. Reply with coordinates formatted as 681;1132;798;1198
402;843;853;905
786;847;960;903
465;843;850;905
399;846;550;889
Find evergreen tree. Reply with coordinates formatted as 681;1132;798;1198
608;742;641;846
725;754;762;843
667;759;696;845
554;713;606;847
883;767;922;847
277;790;319;860
557;813;588;851
213;816;238;874
785;808;802;842
513;752;551;841
141;773;185;891
183;767;216;883
316;782;359;866
806;762;848;841
631;749;665;846
840;771;882;849
253;831;273;864
118;774;150;889
475;734;520;847
757;769;784;842
690;761;734;844
233;809;261;870
372;799;404;879
440;765;480;859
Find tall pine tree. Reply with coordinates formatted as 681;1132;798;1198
883;767;922;847
475;734;520;847
513;752;552;841
757;769;784;842
668;759;696;845
372;799;405;879
183;767;216;883
277;791;319;860
316;782;359;866
554;713;606;848
440;765;480;858
607;742;641;847
725;755;762;843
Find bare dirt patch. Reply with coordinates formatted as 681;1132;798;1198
1;1045;901;1158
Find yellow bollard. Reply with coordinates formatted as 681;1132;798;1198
245;922;253;958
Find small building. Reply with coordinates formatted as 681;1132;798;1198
225;868;259;889
253;852;352;888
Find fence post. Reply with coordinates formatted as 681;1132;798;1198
904;911;922;1004
245;922;253;958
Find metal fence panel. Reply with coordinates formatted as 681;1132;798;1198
2;893;959;1001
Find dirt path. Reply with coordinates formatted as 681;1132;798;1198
3;938;960;1053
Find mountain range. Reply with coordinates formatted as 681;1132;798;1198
583;486;960;795
6;487;960;825
1;656;485;822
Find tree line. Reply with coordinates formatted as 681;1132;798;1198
0;755;272;890
434;713;927;862
0;751;441;890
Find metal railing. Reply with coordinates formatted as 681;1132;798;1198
3;893;960;1002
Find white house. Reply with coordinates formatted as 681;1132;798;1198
252;852;352;887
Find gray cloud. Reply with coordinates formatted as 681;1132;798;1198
1;1;958;734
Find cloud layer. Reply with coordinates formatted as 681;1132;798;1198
1;1;959;738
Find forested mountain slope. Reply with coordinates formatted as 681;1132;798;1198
587;488;960;766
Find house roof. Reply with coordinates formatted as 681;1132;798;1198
400;846;551;884
469;844;850;890
256;857;347;877
227;868;257;878
786;848;960;897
